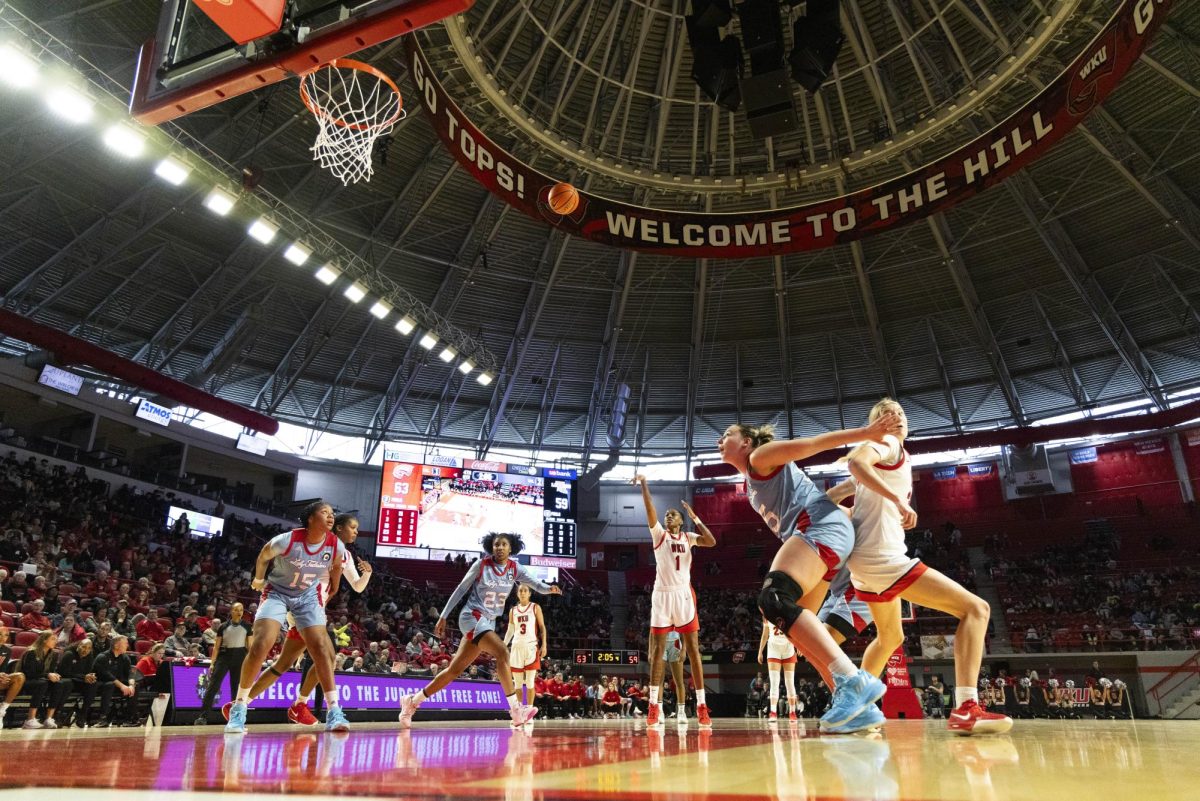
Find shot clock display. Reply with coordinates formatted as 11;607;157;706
377;449;579;564
573;649;640;665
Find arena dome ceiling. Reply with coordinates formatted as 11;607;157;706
0;0;1198;467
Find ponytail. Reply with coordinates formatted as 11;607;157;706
732;423;775;448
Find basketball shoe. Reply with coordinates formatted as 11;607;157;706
768;711;779;724
325;704;351;732
821;703;885;735
820;669;886;730
676;707;688;727
397;692;422;729
510;704;538;728
288;701;318;726
947;700;1013;735
225;702;247;734
646;703;664;729
697;703;713;729
221;701;233;721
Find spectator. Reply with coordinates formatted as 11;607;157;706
0;625;28;723
19;599;52;632
55;613;87;647
94;635;136;727
18;630;63;729
136;609;169;642
164;623;191;656
136;643;168;692
52;638;98;728
113;608;135;639
201;618;221;655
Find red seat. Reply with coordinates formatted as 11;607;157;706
8;645;26;664
0;600;14;614
135;639;153;654
15;630;38;647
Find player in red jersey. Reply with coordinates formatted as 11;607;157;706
634;475;717;729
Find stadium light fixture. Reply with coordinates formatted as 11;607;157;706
439;346;456;363
283;242;311;266
154;156;190;186
45;85;94;124
476;372;494;386
343;282;367;303
419;333;438;350
203;187;236;216
247;217;278;245
102;124;146;158
369;300;391;320
394;316;416;335
0;44;39;89
457;359;475;375
314;264;340;285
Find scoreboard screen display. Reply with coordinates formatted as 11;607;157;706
377;450;578;562
573;649;640;665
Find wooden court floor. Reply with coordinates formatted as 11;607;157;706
0;718;1195;801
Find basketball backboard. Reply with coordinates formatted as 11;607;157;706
130;0;472;125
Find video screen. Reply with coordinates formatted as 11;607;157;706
166;506;225;538
376;451;577;564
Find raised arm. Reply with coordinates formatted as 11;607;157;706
680;500;716;547
748;413;901;474
633;474;658;530
439;560;481;622
514;563;562;597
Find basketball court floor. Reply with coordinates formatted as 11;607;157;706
0;719;1194;801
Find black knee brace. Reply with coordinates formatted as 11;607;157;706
758;571;805;633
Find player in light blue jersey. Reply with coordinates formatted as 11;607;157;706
718;414;899;733
398;532;562;729
226;500;349;734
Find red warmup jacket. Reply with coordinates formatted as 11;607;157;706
602;689;621;704
534;676;549;696
569;681;586;699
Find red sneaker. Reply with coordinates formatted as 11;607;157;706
788;710;798;722
768;711;779;724
221;702;233;722
646;703;664;729
948;699;1013;736
697;704;713;729
287;701;318;726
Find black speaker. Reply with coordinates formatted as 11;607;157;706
739;68;797;138
690;33;743;110
790;14;846;92
689;0;731;29
738;0;786;73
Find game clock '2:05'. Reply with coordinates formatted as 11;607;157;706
573;650;640;664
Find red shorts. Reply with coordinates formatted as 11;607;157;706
767;655;798;665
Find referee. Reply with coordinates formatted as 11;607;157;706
196;602;253;724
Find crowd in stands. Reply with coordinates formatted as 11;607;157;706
986;527;1200;652
0;452;615;728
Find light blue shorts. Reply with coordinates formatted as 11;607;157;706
259;589;326;631
791;514;855;581
663;633;683;663
458;607;498;642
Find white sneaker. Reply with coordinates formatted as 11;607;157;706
43;718;58;729
677;711;688;727
22;719;43;729
510;704;538;728
397;693;422;729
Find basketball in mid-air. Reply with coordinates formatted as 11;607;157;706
547;182;579;215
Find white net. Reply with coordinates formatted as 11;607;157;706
300;60;405;185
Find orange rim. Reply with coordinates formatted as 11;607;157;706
299;58;404;132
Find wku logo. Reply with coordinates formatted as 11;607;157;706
1068;30;1116;115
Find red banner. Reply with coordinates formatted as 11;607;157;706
884;647;912;689
406;0;1172;257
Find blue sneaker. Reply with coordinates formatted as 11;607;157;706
224;702;247;734
325;704;350;733
820;670;886;729
822;703;885;734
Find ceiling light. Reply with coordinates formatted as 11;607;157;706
394;316;415;335
343;282;366;303
369;300;391;320
314;264;340;285
283;242;311;266
476;372;493;386
247;217;278;244
154;156;190;186
439;346;456;363
102;124;146;158
203;187;236;216
45;85;93;124
419;333;437;350
457;359;475;375
0;44;39;89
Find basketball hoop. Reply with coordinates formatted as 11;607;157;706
300;59;406;185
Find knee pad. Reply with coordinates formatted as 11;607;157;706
758;571;804;633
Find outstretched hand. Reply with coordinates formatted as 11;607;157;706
548;585;562;595
864;411;902;444
680;500;699;523
631;474;647;486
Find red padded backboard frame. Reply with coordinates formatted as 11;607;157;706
130;0;472;125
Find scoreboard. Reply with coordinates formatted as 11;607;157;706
542;476;576;557
573;649;640;665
